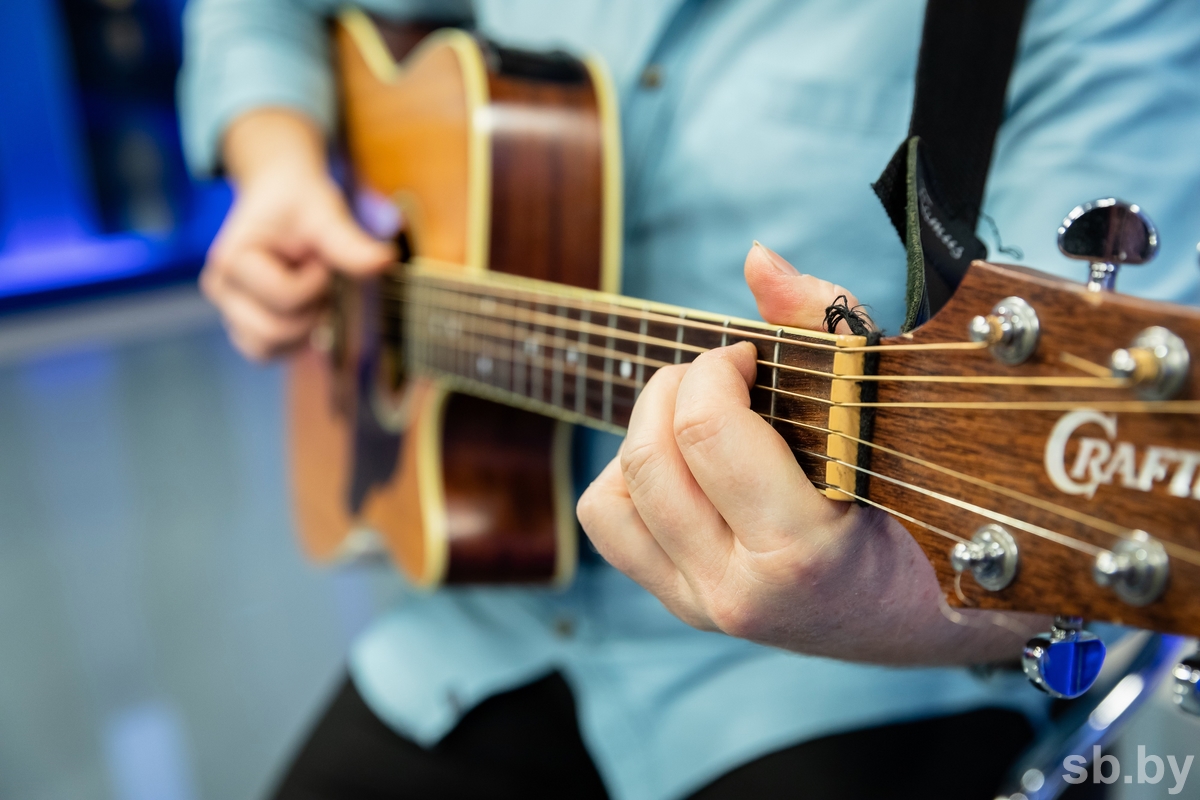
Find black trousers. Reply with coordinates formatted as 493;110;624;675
271;672;1105;800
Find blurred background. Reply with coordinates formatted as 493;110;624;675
0;1;405;799
0;1;1195;799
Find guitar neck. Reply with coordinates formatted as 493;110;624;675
394;259;866;495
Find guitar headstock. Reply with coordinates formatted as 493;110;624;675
869;256;1200;639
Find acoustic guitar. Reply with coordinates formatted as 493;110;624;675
288;12;1200;660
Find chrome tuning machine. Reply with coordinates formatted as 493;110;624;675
1174;651;1200;716
1057;198;1158;292
1023;616;1106;699
1110;326;1190;400
967;296;1040;364
1093;533;1169;606
950;524;1019;591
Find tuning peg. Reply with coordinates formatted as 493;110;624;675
950;523;1019;590
1092;533;1170;606
1023;616;1106;699
1109;327;1190;401
1175;652;1200;716
1057;199;1159;292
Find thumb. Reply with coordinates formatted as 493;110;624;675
743;242;866;334
311;202;396;276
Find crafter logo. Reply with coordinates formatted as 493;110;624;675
1044;409;1200;500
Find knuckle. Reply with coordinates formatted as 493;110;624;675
619;436;667;496
706;593;765;640
672;403;727;453
575;488;601;532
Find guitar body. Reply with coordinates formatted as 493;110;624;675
287;14;622;586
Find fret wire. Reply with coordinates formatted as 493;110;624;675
438;303;680;372
512;297;524;397
388;268;994;354
602;313;617;426
769;328;782;432
675;312;686;364
412;309;1199;417
394;273;842;351
412;328;642;390
400;293;1130;389
418;341;1111;561
400;280;1190;563
409;325;817;401
406;305;1197;414
410;327;1161;565
405;284;711;359
531;299;545;403
552;303;567;409
635;314;649;400
576;309;590;416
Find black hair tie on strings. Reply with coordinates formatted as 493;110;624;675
823;295;875;337
821;295;880;506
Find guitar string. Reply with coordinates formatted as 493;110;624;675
798;449;1107;557
410;328;1200;564
405;311;1200;412
430;351;1120;563
763;413;1200;567
382;274;989;354
406;318;1199;418
396;291;1134;390
405;311;1195;413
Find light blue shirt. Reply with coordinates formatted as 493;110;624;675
180;2;1200;798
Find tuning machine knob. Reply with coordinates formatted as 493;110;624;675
1110;326;1190;400
967;296;1040;364
1023;616;1106;699
1174;652;1200;716
1057;198;1159;292
950;524;1019;590
1093;533;1169;606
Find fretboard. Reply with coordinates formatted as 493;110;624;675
393;260;862;493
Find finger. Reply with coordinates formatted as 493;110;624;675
743;242;866;334
620;364;734;582
307;199;395;276
673;342;848;548
214;281;321;362
577;458;714;630
224;249;331;315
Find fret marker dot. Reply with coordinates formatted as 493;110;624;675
476;355;493;376
524;337;538;356
619;360;633;379
566;349;579;364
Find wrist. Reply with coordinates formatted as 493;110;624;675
223;108;329;190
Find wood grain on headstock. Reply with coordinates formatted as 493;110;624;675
871;261;1200;636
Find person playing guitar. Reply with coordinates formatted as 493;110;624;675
181;0;1200;797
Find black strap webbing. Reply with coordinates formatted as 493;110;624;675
874;0;1028;331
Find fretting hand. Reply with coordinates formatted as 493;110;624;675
201;109;394;361
578;243;1043;665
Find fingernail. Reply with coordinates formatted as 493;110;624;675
753;241;798;275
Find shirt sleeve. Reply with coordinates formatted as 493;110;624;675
177;0;473;177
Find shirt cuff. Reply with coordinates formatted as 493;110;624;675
178;37;335;178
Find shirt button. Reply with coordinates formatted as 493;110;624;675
639;63;664;89
552;614;576;639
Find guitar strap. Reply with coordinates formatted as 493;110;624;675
873;0;1029;332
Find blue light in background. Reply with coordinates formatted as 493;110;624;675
0;0;229;310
